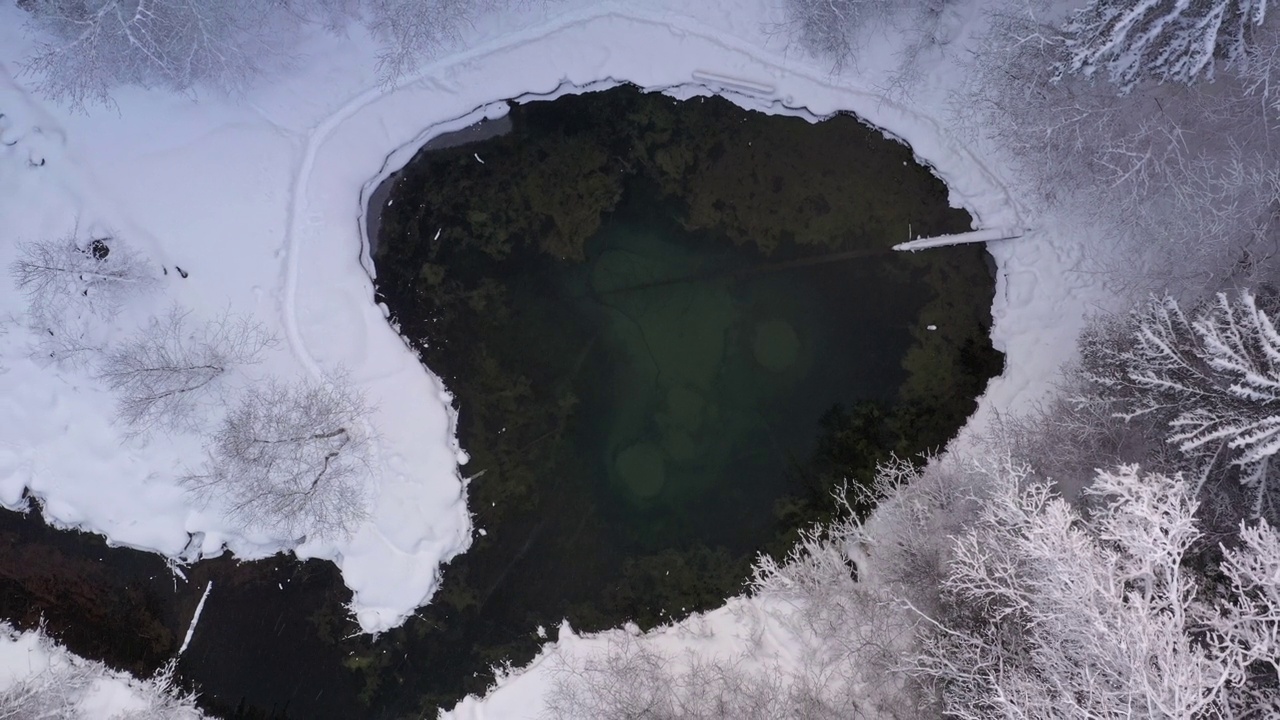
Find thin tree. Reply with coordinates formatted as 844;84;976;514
364;0;490;81
10;234;155;368
183;377;373;540
96;306;276;435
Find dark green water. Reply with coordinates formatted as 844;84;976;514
0;85;1000;720
557;188;920;554
361;85;1002;715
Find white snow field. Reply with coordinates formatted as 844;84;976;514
0;0;1111;709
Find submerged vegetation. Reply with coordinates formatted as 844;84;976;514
367;85;1001;714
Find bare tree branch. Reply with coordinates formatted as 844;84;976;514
96;305;276;436
183;376;373;540
11;235;155;318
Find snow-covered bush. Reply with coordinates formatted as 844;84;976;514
780;0;960;71
779;0;890;68
183;377;373;540
544;583;913;719
544;637;814;720
96;306;276;436
1057;0;1270;92
908;463;1280;719
843;455;989;620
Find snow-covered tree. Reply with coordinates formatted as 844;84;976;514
1077;290;1280;522
1057;0;1270;92
10;234;155;368
363;0;493;81
10;234;155;319
908;463;1280;719
96;306;275;436
958;2;1280;291
183;377;373;540
17;0;285;108
779;0;959;70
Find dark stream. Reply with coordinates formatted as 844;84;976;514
0;86;1001;719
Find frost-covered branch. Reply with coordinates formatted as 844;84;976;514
1058;0;1270;92
907;463;1280;719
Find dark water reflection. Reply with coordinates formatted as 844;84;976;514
560;188;920;554
0;503;360;719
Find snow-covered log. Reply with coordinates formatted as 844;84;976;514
893;226;1025;251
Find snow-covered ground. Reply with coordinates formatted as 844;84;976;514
1;0;1113;710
